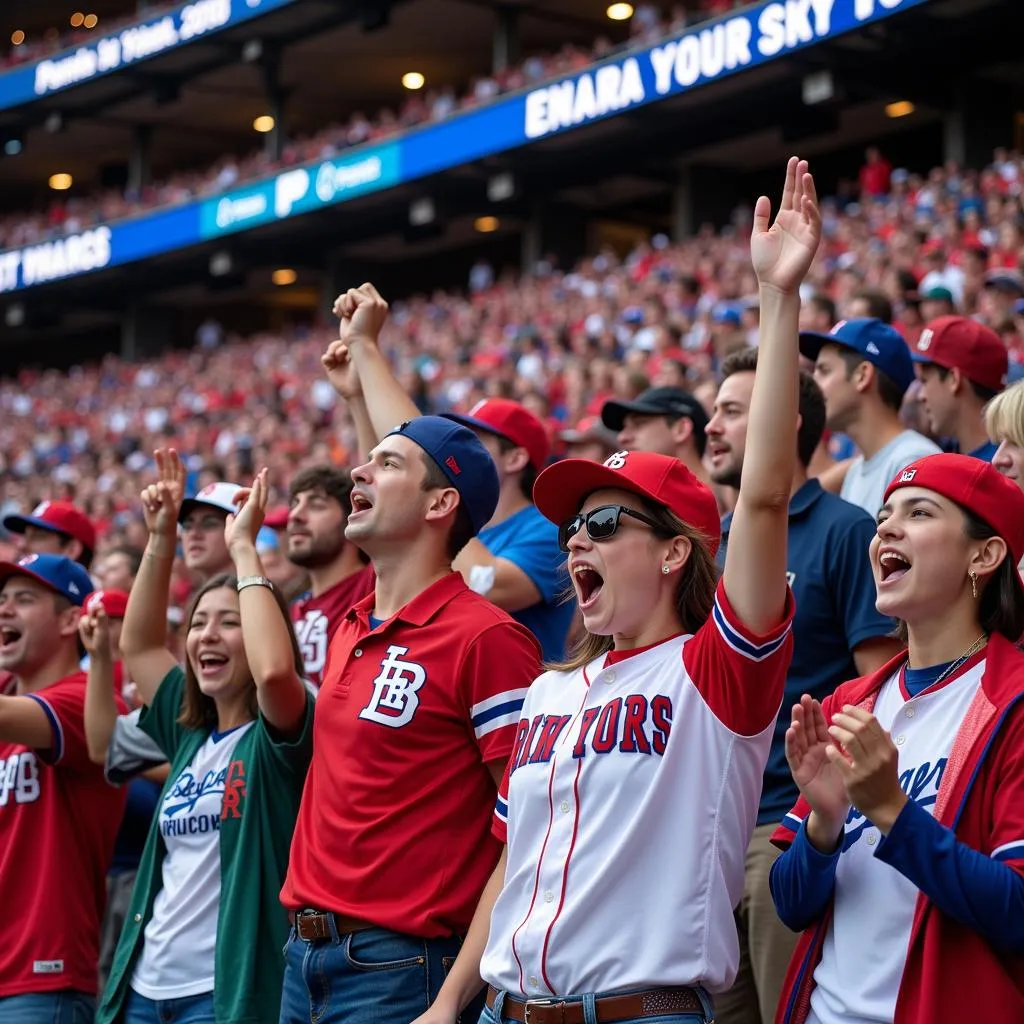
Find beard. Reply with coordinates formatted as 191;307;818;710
710;459;743;491
286;532;346;570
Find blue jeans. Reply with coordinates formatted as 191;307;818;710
279;925;478;1024
0;991;94;1024
123;988;215;1023
481;988;715;1024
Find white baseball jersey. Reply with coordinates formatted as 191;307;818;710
479;580;794;998
807;657;986;1024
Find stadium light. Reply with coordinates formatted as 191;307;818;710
885;100;915;119
48;173;73;191
45;111;64;134
3;138;23;157
606;3;634;20
210;251;233;277
5;304;25;329
253;115;276;133
70;13;85;28
10;30;25;46
474;216;500;233
272;268;297;286
487;173;516;203
402;72;426;91
409;198;436;227
242;39;263;62
84;14;98;29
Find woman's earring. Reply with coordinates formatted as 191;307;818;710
662;565;671;575
969;569;978;600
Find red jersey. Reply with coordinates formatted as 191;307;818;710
290;564;375;687
0;672;127;997
281;572;541;937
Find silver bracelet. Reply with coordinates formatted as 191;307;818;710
236;575;274;593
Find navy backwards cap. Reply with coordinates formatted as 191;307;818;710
0;553;94;607
384;416;500;534
799;318;916;396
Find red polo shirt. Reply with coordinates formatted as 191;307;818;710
281;572;541;937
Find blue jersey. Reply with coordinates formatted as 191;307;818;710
940;437;999;462
720;480;894;825
478;504;573;663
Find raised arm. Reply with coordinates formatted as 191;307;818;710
723;157;821;633
121;448;182;703
324;283;420;444
225;468;307;736
80;602;119;765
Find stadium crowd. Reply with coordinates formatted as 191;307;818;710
1;150;1024;1024
0;1;743;251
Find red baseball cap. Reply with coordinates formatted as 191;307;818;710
444;399;550;472
86;589;130;619
911;316;1008;393
884;453;1024;564
3;500;96;555
533;450;721;556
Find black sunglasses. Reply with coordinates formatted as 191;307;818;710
558;504;664;552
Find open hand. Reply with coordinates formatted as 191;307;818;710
225;467;269;555
786;695;850;831
79;600;111;659
751;156;822;295
827;705;907;832
140;448;186;541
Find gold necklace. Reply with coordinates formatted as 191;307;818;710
913;633;989;690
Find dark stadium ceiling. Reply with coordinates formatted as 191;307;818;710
0;0;656;210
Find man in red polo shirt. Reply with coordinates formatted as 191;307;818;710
0;554;126;1021
279;409;541;1024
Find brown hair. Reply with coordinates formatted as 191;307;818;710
420;452;476;561
720;347;826;468
550;498;720;672
893;505;1024;645
288;465;354;516
178;573;306;730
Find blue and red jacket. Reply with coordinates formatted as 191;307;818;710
770;633;1024;1024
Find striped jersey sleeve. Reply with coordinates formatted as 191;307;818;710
492;758;512;843
461;621;540;763
682;579;795;737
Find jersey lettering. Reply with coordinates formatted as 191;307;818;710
358;644;427;729
295;611;329;679
843;757;946;850
220;760;247;820
0;752;41;806
512;695;675;771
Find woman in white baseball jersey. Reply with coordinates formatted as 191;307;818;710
413;158;821;1024
771;452;1024;1024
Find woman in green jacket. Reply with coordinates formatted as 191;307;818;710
98;450;314;1024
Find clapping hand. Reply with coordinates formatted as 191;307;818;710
827;705;907;833
140;448;186;541
751;156;822;295
785;695;850;847
225;467;269;556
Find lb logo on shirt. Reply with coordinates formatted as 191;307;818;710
359;644;427;728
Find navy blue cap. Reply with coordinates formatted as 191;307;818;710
385;416;499;534
799;318;916;396
0;553;94;607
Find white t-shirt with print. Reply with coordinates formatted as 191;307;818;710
131;722;254;999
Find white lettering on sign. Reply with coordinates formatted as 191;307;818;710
0;252;21;294
525;56;645;139
314;156;384;204
34;48;100;94
19;227;112;287
216;192;269;229
275;169;310;217
32;0;233;96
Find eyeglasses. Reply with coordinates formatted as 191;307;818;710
558;504;664;552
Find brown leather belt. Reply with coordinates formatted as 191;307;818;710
486;986;709;1024
289;909;376;942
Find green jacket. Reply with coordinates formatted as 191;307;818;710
97;667;313;1024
